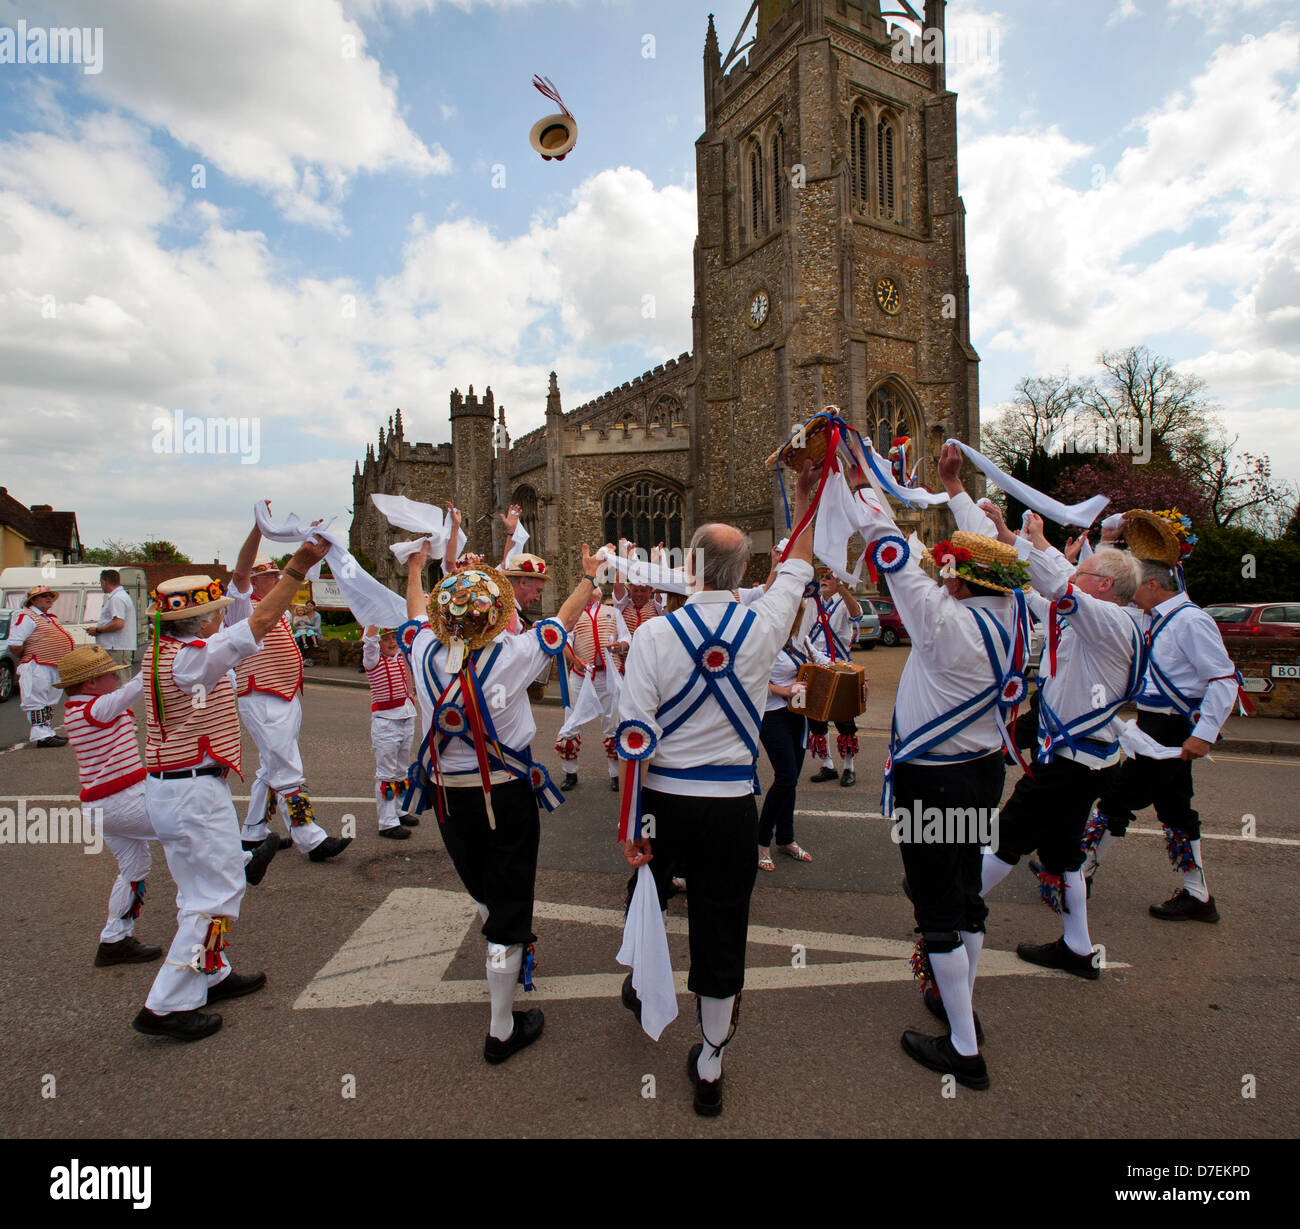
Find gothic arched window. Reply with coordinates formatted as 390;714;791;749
850;106;870;209
867;383;923;486
649;396;683;428
770;124;785;226
747;140;766;240
877;113;899;221
602;477;685;552
511;485;538;542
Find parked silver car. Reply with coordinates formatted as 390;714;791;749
0;610;17;703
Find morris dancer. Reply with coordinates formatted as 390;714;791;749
758;603;826;872
363;624;419;840
1087;515;1240;921
804;567;863;786
228;531;350;863
58;646;161;966
6;584;73;747
134;544;325;1041
979;512;1146;978
553;581;630;792
864;445;1032;1089
616;462;816;1117
399;542;599;1064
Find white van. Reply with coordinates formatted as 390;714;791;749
0;565;148;652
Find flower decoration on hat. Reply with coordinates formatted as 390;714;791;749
1154;508;1197;560
871;534;910;575
923;531;1029;594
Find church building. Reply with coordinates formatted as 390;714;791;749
351;0;979;600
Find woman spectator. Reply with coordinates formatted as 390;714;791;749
758;605;828;871
292;601;322;666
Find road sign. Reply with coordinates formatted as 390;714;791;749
1269;664;1299;680
1241;677;1273;694
293;887;1117;1011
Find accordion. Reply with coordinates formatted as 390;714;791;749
791;661;868;723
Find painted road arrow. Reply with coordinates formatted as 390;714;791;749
294;888;1126;1010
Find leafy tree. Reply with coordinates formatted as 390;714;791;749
81;539;191;564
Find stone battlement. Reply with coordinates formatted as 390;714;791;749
568;352;693;420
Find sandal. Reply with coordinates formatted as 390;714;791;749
778;843;813;863
757;852;776;872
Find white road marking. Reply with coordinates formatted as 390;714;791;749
294;887;1124;1010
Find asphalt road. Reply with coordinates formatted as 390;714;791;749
2;662;1298;1139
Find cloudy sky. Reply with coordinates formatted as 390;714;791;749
0;0;1296;562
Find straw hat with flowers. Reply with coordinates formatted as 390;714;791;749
24;584;56;605
55;645;129;689
1120;509;1182;566
504;553;551;582
145;575;234;620
923;531;1030;595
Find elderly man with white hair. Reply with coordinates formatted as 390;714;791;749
978;511;1147;979
615;462;816;1117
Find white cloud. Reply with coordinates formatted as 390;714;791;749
0;106;694;558
16;0;450;230
1106;0;1140;27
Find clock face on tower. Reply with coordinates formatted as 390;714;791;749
875;276;901;315
748;289;770;329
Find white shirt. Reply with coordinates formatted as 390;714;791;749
407;619;562;777
1138;591;1238;743
617;559;814;797
766;633;829;713
97;586;136;650
363;633;416;720
167;620;262;769
854;496;1014;759
88;672;143;722
1028;544;1144;768
949;492;1033;560
224;578;254;626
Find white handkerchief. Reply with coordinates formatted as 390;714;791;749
616;864;678;1041
946;439;1110;528
567;670;605;726
1102;513;1126;531
371;494;450;562
1118;719;1185;761
812;470;868;585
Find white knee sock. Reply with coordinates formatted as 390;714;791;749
697;995;734;1081
1061;870;1093;957
929;947;978;1056
960;930;983;999
981;851;1016;894
485;943;522;1040
1183;840;1209;902
842;754;855;772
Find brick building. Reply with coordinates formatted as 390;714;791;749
352;0;980;603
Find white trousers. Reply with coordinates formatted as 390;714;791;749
144;775;242;1013
372;713;414;828
98;782;158;942
238;691;325;852
18;661;61;740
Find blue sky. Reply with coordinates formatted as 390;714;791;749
0;0;1296;561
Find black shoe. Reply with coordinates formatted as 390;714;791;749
560;773;579;791
241;838;263;853
131;1007;222;1042
483;1008;544;1065
278;836;293;850
1016;937;1100;980
686;1043;723;1117
809;766;838;784
923;983;985;1046
309;836;352;862
244;832;280;885
205;969;267;1003
1150;889;1219;923
398;814;420;827
378;825;411;840
840;769;856;787
900;1030;989;1090
94;936;162;967
35;735;68;748
621;973;643;1023
609;777;619;792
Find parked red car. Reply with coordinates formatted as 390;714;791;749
1204;603;1300;638
862;598;910;647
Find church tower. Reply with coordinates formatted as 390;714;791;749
693;0;979;547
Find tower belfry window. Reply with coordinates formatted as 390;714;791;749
877;117;897;219
771;124;784;225
749;143;765;237
851;109;869;208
